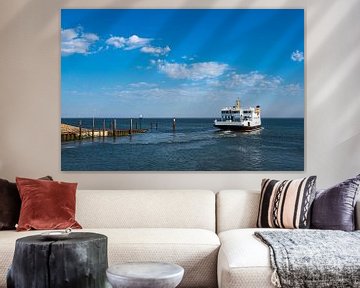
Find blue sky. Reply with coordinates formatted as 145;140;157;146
61;9;304;118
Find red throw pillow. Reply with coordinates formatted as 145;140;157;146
16;177;82;231
0;176;53;230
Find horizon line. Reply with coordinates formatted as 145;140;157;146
61;116;305;119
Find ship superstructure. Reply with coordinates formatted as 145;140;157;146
214;99;261;131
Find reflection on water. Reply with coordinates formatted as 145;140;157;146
61;118;304;171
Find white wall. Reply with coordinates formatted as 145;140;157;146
0;0;359;191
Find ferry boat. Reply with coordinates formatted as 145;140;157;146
214;99;261;131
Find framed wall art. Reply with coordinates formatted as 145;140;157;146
61;9;304;171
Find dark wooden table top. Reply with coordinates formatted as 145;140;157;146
8;232;108;288
16;231;107;244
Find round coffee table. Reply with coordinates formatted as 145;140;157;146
106;262;184;288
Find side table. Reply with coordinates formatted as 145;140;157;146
106;262;184;288
7;232;108;288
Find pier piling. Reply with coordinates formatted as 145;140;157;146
102;119;105;137
92;117;95;139
172;118;176;131
113;119;116;137
79;120;82;140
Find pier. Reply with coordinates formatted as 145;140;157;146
61;123;147;142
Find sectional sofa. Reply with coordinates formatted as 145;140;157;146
0;189;359;288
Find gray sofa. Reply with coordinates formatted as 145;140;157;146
0;189;359;288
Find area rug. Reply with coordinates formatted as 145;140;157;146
255;230;360;288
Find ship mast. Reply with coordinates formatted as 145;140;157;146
235;99;241;110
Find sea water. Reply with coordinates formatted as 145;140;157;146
61;118;304;171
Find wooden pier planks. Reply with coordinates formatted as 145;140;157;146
61;123;147;142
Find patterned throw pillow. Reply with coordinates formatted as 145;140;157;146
257;176;317;229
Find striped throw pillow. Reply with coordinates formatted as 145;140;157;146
257;176;317;229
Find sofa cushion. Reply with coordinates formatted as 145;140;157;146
0;176;53;230
311;174;360;231
216;190;260;233
0;228;220;288
0;179;20;230
218;228;278;288
16;177;81;231
76;190;216;231
257;177;317;229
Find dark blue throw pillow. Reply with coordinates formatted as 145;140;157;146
311;174;360;231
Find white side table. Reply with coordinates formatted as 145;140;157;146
106;262;184;288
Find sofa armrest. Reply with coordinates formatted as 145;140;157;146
356;200;360;230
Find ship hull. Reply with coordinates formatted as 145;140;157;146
213;123;261;131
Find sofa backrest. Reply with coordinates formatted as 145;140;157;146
216;190;260;233
217;190;360;233
76;190;216;231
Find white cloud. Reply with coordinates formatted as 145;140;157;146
126;35;151;50
61;28;99;56
291;50;304;62
156;60;229;80
105;36;126;48
181;55;195;61
129;82;158;88
283;83;303;94
61;29;77;41
227;71;283;89
100;75;303;117
83;33;99;41
205;79;221;87
106;34;152;50
140;45;171;56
